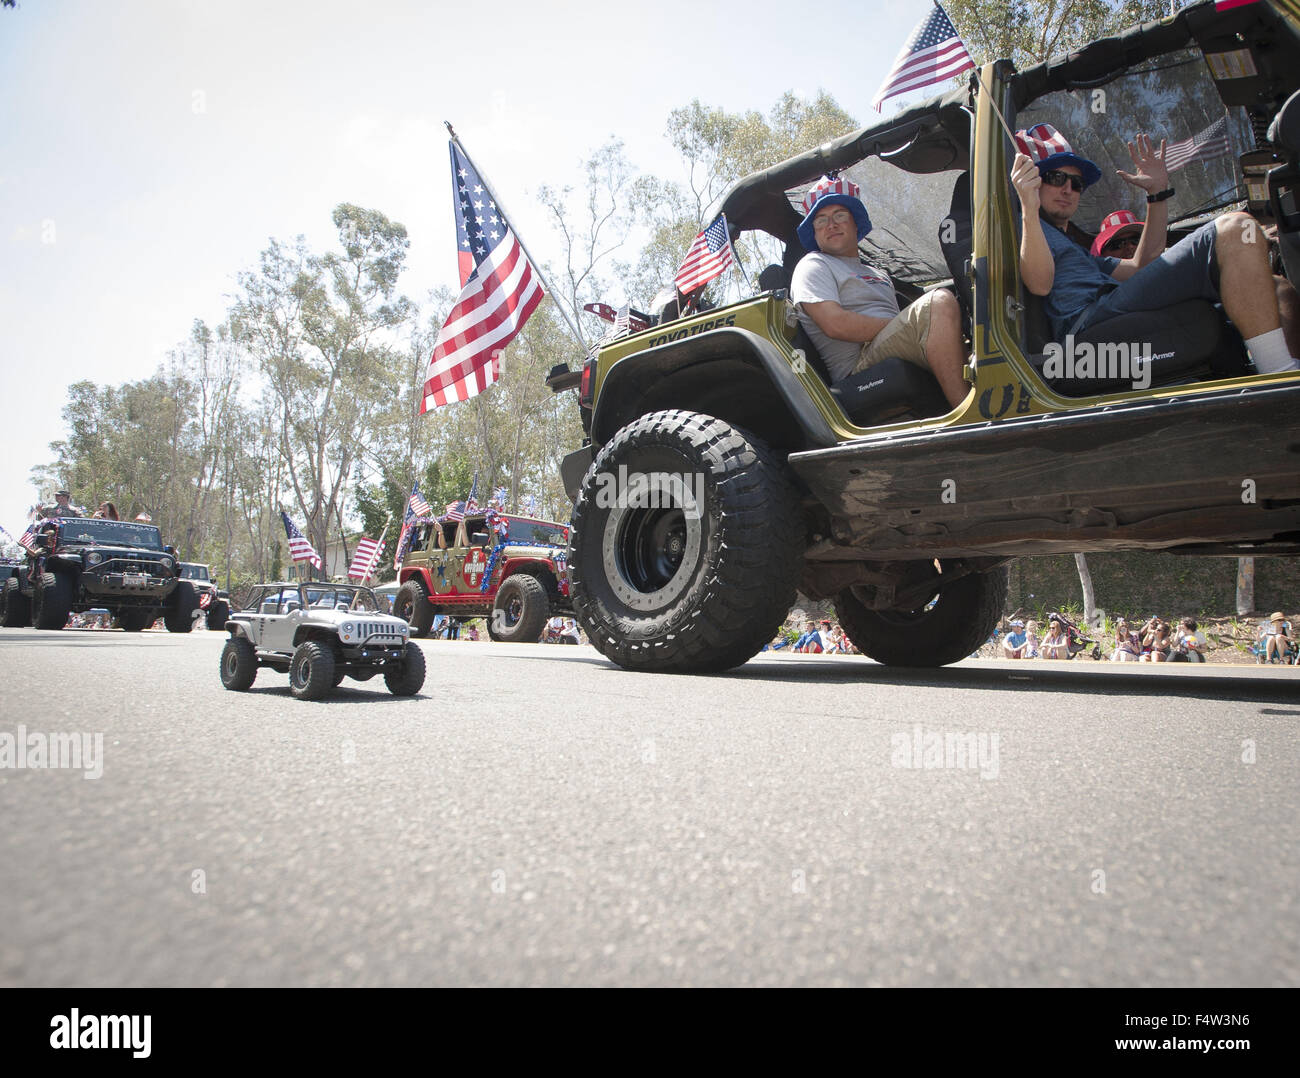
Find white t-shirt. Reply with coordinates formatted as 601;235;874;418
791;252;900;381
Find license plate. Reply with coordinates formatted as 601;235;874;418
124;573;148;587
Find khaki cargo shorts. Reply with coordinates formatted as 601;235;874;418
853;289;943;374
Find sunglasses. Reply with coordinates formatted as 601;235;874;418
1103;237;1139;256
1041;170;1085;193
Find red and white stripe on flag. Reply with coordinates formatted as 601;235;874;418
199;592;212;609
348;536;384;580
419;233;544;411
871;3;974;112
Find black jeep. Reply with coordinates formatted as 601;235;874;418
2;517;198;632
551;0;1300;674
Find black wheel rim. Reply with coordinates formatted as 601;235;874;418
506;595;522;626
600;474;702;612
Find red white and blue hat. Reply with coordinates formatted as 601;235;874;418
797;175;873;253
1089;209;1143;256
1014;123;1102;188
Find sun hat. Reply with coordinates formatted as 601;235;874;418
1014;123;1103;188
797;175;873;253
1270;611;1286;621
1090;210;1144;256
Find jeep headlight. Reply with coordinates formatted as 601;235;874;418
342;622;355;637
86;552;102;565
160;556;174;570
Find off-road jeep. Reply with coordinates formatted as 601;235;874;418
180;562;230;630
2;517;197;633
221;582;424;700
551;0;1300;674
393;510;571;643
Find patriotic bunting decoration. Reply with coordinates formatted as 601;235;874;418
280;510;323;571
420;141;544;411
871;3;974;112
673;214;735;295
492;486;508;509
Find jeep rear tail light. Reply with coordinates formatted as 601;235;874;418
579;358;595;409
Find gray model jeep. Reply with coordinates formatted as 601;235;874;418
180;562;230;630
220;582;425;700
2;517;195;632
550;0;1300;674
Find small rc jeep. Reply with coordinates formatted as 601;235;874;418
2;517;196;633
179;562;230;630
550;0;1300;674
393;510;571;643
221;582;424;699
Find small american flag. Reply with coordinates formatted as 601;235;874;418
199;592;212;610
445;500;466;523
674;214;735;295
420;141;544;411
491;486;507;508
348;532;386;581
464;473;479;514
280;510;323;570
16;524;39;553
1164;117;1232;173
408;483;431;517
871;3;974;112
1014;123;1072;165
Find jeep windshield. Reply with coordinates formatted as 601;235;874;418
180;564;211;581
505;519;569;547
302;585;380;612
58;520;163;550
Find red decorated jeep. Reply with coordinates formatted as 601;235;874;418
392;510;572;642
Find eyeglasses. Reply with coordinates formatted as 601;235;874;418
1041;170;1085;193
812;209;854;230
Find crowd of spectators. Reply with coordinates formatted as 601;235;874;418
763;619;859;655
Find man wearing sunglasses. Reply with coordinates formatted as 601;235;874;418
1011;123;1299;375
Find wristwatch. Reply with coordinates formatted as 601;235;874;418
1146;187;1175;203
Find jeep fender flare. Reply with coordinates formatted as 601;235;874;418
498;558;563;598
226;622;252;642
590;327;837;451
399;566;435;593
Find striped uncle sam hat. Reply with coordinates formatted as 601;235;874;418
797;175;873;253
1014;123;1102;187
1090;209;1144;256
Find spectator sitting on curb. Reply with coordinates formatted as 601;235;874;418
1260;611;1292;663
1172;617;1207;663
1002;619;1028;659
1040;617;1069;659
1112;618;1142;661
1024;620;1041;659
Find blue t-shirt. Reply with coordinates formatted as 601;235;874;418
1005;631;1027;649
1040;222;1120;340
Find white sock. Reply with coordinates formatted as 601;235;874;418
1245;328;1300;373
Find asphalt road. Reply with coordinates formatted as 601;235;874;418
1;628;1296;987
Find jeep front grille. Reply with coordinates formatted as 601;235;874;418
358;622;405;644
95;557;166;575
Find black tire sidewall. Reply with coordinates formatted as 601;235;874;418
290;640;336;699
491;574;548;642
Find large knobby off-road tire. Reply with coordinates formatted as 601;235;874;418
219;636;258;691
34;571;74;630
393;579;434;638
384;642;427;696
834;564;1009;667
489;573;550;642
570;410;802;674
2;578;32;627
207;598;229;631
164;581;199;633
117;608;156;632
289;639;336;700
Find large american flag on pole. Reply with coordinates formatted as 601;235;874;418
1164;117;1232;173
280;510;323;570
673;214;735;295
347;525;388;581
420;142;545;412
871;3;974;112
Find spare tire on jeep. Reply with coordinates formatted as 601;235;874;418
570;409;802;673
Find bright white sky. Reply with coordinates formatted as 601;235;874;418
0;0;937;533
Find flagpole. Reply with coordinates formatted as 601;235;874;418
444;122;586;346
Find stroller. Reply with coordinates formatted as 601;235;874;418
1046;611;1101;660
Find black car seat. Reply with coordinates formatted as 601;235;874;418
758;263;949;424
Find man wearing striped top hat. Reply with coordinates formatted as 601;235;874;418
790;176;971;409
1011;123;1299;374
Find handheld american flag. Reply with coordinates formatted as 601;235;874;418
444;500;466;523
16;524;39;554
420;141;545;412
1164;117;1232;173
280;510;323;571
408;483;432;517
871;3;974;112
673;214;735;295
